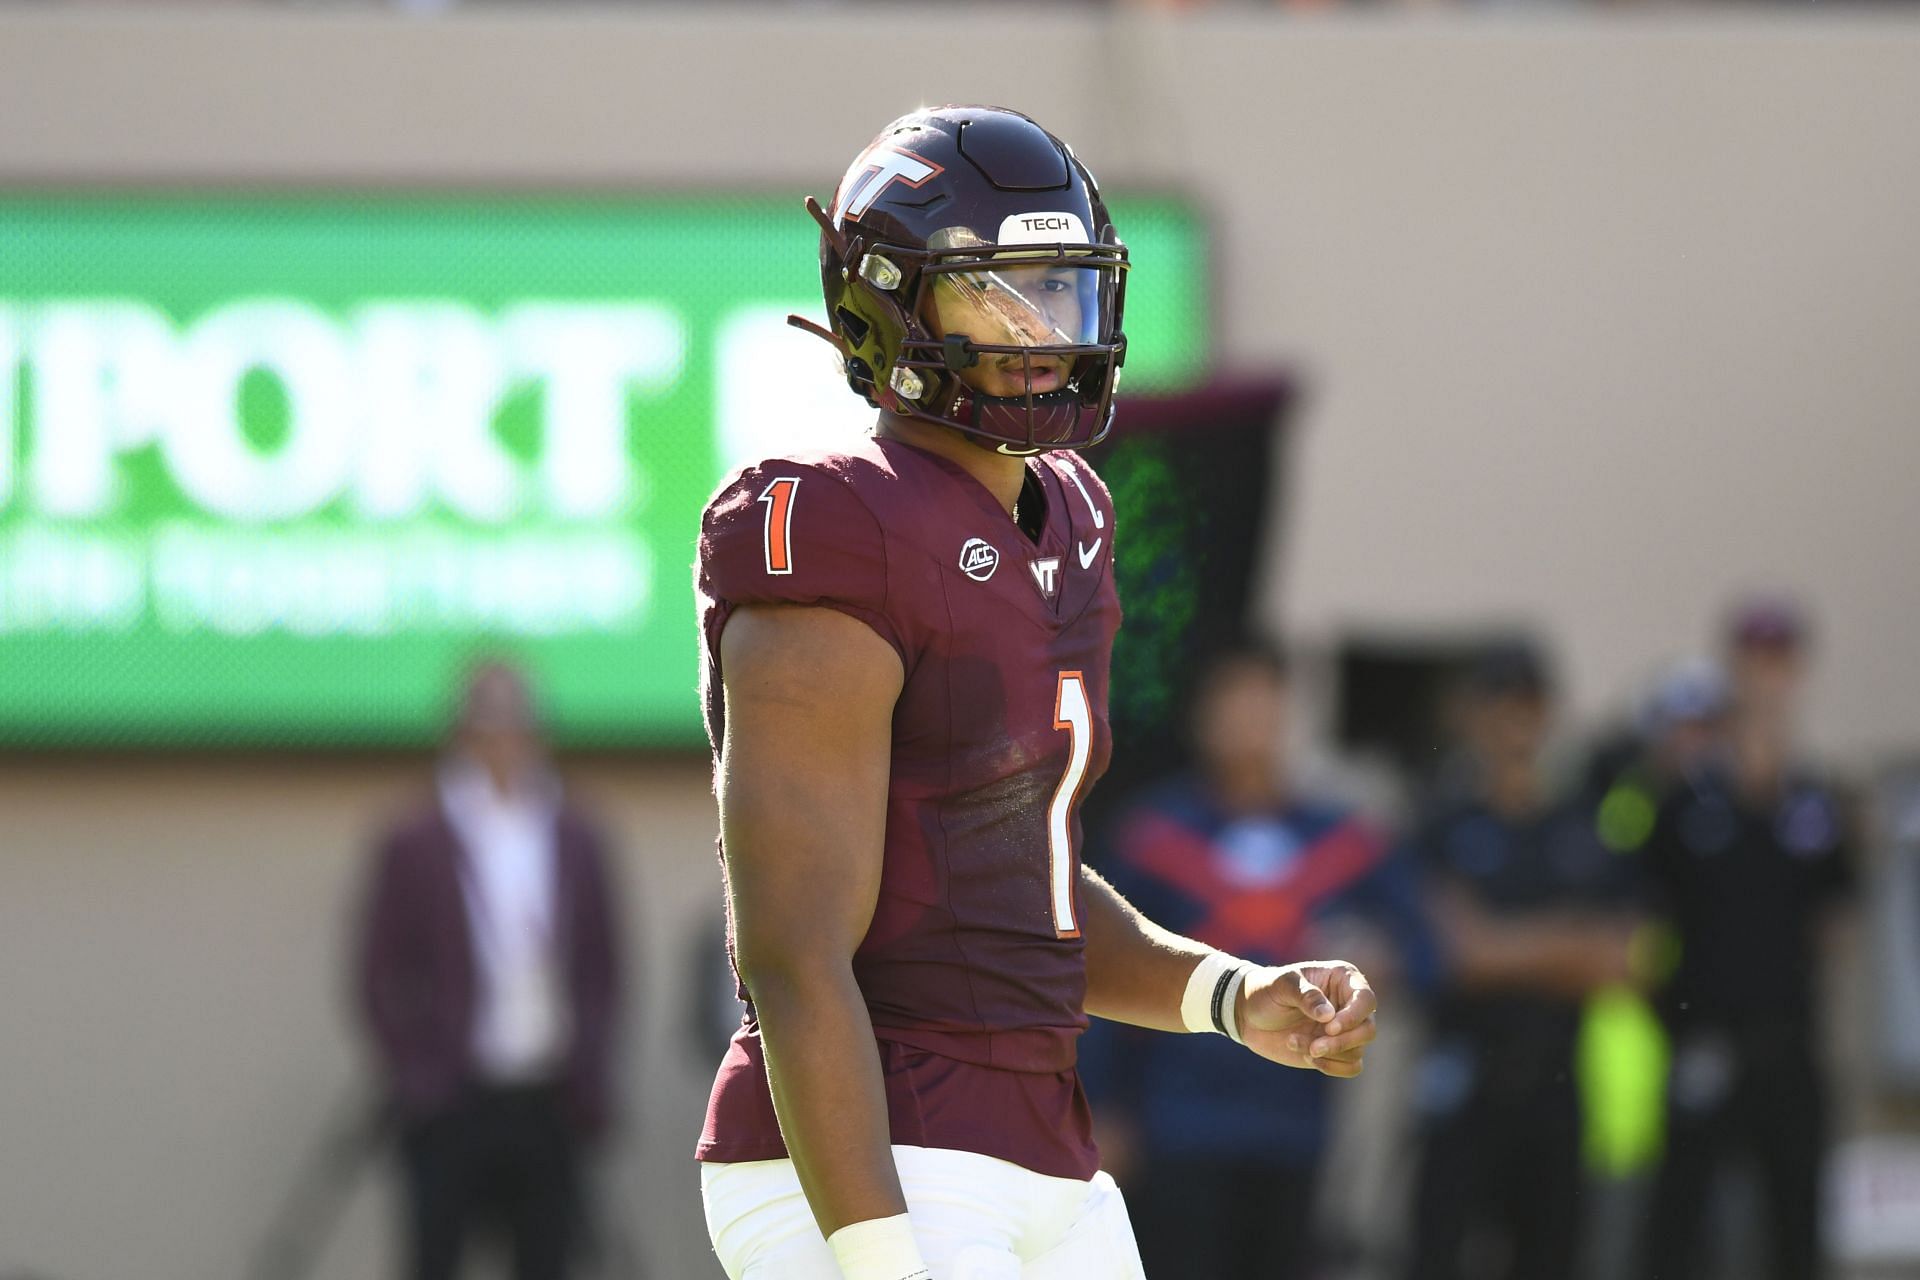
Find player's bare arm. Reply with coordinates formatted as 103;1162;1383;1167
1079;865;1379;1078
717;602;907;1237
1077;863;1212;1030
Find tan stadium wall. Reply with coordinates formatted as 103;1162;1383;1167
1;6;1917;1278
0;754;732;1280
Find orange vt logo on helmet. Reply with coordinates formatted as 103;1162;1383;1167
834;146;946;227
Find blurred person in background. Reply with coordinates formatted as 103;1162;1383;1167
1587;657;1731;827
1638;657;1731;783
1570;654;1734;1270
354;660;626;1280
1403;641;1647;1280
1080;640;1439;1280
1637;597;1854;1280
1584;655;1733;874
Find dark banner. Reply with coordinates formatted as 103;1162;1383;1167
1083;376;1294;837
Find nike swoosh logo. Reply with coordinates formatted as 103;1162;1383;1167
1077;538;1103;568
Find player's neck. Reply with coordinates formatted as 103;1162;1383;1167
877;414;1026;517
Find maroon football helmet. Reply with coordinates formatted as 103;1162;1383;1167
790;105;1129;455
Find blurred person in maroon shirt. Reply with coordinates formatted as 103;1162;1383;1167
354;661;625;1280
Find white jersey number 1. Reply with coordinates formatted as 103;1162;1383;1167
1047;671;1091;938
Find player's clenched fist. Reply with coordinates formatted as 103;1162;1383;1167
1238;961;1378;1078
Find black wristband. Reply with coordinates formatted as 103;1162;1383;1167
1210;964;1243;1038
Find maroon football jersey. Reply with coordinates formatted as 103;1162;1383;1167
693;433;1119;1181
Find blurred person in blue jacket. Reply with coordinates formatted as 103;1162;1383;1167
1080;640;1438;1280
1402;641;1648;1280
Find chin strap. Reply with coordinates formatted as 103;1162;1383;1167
790;193;855;361
789;312;912;413
785;313;847;355
803;194;850;257
795;193;887;401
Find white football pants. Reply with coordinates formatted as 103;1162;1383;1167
701;1144;1149;1280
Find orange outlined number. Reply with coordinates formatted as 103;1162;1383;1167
1047;670;1091;937
758;476;800;575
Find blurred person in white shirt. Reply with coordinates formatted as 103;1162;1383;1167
355;661;626;1280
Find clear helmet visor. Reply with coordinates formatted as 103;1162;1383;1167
925;260;1109;350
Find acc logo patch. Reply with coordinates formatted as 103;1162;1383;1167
958;537;1000;582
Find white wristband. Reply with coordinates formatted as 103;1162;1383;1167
1180;951;1253;1045
827;1213;932;1280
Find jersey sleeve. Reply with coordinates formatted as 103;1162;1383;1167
697;461;906;662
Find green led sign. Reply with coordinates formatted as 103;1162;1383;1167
0;193;1207;747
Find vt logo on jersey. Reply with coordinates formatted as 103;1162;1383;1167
958;538;1000;582
1030;556;1062;603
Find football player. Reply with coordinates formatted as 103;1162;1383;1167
693;105;1378;1280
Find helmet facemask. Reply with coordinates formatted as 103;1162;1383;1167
895;228;1128;455
796;200;1129;456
